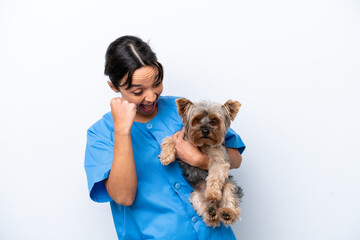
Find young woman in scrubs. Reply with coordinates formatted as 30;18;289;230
85;35;246;240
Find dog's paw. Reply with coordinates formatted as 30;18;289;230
203;205;220;228
159;150;175;165
159;138;176;165
218;207;241;226
205;189;222;202
208;205;217;218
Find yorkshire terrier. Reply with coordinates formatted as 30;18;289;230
159;98;243;227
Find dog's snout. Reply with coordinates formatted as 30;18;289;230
202;128;210;136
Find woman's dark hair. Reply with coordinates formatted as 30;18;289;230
104;35;163;91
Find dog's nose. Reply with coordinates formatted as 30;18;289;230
202;128;210;136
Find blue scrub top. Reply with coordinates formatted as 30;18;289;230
85;96;246;240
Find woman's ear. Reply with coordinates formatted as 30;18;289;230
107;81;120;93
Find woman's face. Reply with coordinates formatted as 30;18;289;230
108;66;163;121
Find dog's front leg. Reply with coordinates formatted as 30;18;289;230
205;154;230;202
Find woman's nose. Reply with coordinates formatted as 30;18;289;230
145;91;156;102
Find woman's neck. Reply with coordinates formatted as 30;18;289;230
134;105;158;123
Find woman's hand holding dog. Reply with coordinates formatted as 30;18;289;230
172;129;242;170
173;129;210;170
110;97;137;135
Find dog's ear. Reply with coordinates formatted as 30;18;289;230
176;98;193;117
223;100;241;121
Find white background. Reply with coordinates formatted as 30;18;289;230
1;0;359;239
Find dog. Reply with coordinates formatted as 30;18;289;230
159;97;243;227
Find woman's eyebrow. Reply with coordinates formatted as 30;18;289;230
130;84;142;88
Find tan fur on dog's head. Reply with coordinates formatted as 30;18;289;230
176;98;241;147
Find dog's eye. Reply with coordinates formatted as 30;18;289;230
195;117;201;122
210;118;217;124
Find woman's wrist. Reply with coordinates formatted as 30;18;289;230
114;129;131;137
114;127;131;136
196;153;210;170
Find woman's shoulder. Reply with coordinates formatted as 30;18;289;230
159;95;182;102
87;112;114;140
158;95;182;109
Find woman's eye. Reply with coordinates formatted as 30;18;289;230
133;90;143;96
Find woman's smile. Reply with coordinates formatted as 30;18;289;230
137;94;159;115
139;101;156;112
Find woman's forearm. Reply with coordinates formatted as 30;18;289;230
196;147;242;170
104;133;137;206
227;147;242;169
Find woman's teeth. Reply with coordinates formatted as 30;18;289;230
141;103;154;110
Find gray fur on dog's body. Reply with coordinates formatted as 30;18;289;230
177;151;244;200
177;142;227;186
178;159;208;187
177;142;244;200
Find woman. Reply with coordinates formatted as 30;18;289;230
84;35;246;239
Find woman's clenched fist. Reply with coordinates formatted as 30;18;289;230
110;97;137;135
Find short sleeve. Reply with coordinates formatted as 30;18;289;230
84;116;114;203
225;127;246;154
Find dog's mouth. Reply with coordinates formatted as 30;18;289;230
201;136;210;139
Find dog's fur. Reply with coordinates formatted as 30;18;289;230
159;98;243;227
